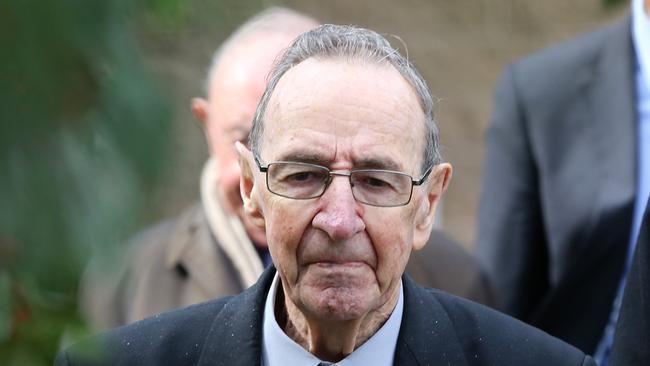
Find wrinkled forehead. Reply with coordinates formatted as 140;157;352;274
262;58;427;171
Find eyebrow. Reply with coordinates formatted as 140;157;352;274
272;151;404;172
353;157;403;172
274;151;331;166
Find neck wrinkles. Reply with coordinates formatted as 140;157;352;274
278;281;400;362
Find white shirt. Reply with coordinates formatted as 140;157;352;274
634;0;650;90
261;273;403;366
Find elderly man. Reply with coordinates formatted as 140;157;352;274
58;25;593;365
81;8;496;331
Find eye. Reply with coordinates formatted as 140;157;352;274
354;173;395;190
360;176;390;188
286;171;319;182
275;166;328;186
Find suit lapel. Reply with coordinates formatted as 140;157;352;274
164;205;242;299
583;17;636;259
196;267;276;366
395;275;469;366
531;18;637;350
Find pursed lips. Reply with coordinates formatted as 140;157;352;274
311;260;368;267
302;259;375;271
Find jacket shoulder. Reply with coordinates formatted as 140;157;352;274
504;18;628;105
79;204;208;328
420;286;594;365
57;296;232;366
407;230;498;307
126;203;205;253
515;19;625;79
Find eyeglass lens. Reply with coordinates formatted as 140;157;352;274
266;162;413;206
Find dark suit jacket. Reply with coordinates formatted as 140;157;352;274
610;199;650;365
477;17;636;353
57;267;594;366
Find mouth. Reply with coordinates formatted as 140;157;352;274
310;261;369;268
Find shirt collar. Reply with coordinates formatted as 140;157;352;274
633;0;650;88
262;273;403;366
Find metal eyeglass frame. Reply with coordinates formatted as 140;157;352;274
253;154;434;207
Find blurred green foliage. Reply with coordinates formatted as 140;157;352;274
0;0;183;364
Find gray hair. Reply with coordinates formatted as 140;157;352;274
204;7;318;94
249;24;441;174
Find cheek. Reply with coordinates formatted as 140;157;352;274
217;164;241;192
365;208;416;285
263;198;316;282
214;158;243;212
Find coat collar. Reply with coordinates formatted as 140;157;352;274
589;16;636;215
196;267;469;366
162;204;236;298
197;267;273;366
394;275;468;365
161;158;265;297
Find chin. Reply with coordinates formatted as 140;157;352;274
294;265;380;321
304;287;375;322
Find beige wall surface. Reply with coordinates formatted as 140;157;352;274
140;0;627;250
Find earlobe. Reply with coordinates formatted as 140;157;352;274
412;163;453;251
191;97;209;125
237;142;266;229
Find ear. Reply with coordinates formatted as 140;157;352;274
236;141;266;229
412;163;452;251
191;97;209;125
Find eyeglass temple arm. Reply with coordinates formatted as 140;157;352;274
254;154;268;172
412;165;434;186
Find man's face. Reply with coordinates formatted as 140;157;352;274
194;35;302;246
247;58;442;321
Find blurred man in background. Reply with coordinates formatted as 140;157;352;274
477;0;649;363
81;6;496;331
80;7;318;330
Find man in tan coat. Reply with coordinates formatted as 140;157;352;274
80;7;497;331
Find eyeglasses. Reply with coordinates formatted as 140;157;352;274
254;155;433;207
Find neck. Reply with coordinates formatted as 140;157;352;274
645;0;650;16
276;283;400;363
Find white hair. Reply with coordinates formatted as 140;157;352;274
250;24;441;173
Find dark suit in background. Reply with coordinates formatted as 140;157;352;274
610;199;650;365
56;268;594;366
477;18;635;353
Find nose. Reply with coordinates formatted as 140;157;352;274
312;175;365;241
